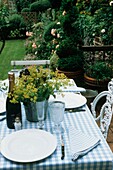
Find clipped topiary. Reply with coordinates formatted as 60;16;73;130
30;0;51;13
21;8;30;12
9;14;25;30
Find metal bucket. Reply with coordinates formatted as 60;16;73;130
24;100;48;122
81;89;98;109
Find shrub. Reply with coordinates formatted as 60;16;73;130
45;0;84;72
57;53;84;72
8;14;26;38
9;14;25;30
15;0;36;12
21;8;30;12
43;21;60;42
0;3;10;39
85;61;113;80
50;53;59;71
25;22;52;60
30;0;51;13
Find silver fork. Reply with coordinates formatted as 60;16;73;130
65;106;86;112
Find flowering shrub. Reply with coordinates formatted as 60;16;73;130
83;4;113;45
44;0;84;71
25;22;52;60
9;66;69;103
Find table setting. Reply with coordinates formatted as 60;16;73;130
0;68;113;170
1;101;113;170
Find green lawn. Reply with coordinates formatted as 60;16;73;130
0;39;25;80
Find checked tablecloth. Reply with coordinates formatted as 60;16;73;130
0;104;113;170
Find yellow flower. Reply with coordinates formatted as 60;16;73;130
9;65;69;103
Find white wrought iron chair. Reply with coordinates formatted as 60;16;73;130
91;79;113;139
10;60;50;75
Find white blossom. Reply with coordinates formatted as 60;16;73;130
110;1;113;6
101;29;105;33
57;22;60;25
57;33;60;38
51;29;56;36
56;45;59;49
62;10;66;16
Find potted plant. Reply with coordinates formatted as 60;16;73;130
79;3;113;91
8;65;69;121
84;58;113;91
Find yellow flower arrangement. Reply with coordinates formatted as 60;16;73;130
9;65;69;103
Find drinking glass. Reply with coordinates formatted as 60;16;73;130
49;101;65;134
36;100;45;129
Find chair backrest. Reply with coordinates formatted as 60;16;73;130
10;60;50;78
11;60;50;67
91;79;113;139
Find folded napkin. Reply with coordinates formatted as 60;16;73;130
53;79;86;93
59;86;86;93
69;126;101;161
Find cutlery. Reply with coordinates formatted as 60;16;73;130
61;134;65;160
0;117;6;122
65;108;86;112
0;112;6;116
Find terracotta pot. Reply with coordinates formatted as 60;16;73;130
58;69;84;86
58;69;83;78
84;73;110;92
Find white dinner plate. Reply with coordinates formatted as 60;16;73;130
49;92;87;109
0;97;6;113
1;129;57;163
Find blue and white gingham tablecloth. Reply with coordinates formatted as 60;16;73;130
0;103;113;170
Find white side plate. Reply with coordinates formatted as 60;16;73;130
1;129;57;162
49;92;87;109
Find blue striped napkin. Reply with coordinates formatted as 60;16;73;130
69;126;101;161
58;86;86;93
54;79;86;93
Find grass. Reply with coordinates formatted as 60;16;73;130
0;39;25;80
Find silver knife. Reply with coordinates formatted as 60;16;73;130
65;108;86;112
61;135;65;160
